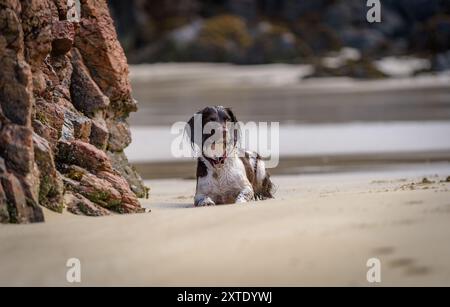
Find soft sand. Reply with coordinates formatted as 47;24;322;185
1;163;450;286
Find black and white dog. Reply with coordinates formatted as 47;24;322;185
186;106;274;206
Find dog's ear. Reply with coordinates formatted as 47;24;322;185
225;107;240;146
186;112;203;148
186;114;196;147
225;107;237;122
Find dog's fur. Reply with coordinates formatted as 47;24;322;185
186;106;274;206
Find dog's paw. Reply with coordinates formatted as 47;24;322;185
235;189;254;204
235;197;248;204
195;197;216;207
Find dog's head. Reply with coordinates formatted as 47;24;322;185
186;106;239;164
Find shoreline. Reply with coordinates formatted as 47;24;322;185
131;151;450;179
125;121;450;178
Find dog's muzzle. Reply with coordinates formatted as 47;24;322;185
207;156;226;167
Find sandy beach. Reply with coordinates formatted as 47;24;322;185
2;0;450;290
1;162;450;286
2;64;450;287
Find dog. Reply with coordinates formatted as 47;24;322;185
186;106;274;206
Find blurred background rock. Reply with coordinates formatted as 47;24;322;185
108;0;450;74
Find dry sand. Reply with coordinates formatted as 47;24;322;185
1;163;450;286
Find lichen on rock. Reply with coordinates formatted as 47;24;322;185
0;0;148;223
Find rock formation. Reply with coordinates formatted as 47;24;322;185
0;0;148;223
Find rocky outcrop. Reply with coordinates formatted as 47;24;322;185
0;0;147;223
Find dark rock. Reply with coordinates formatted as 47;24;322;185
108;151;149;199
70;48;110;115
307;57;387;80
0;124;34;176
106;118;132;152
32;69;50;97
34;98;66;139
20;0;54;70
114;201;145;214
1;172;44;223
178;14;253;63
339;28;387;55
293;20;342;55
0;157;5;174
97;170;142;209
388;0;443;22
0;157;9;222
32;119;59;151
51;20;75;56
422;177;433;184
1;173;25;223
0;5;34;127
245;22;310;64
57;140;113;173
75;0;135;109
0;181;9;223
324;0;365;31
48;54;73;99
61;163;143;213
33;133;64;212
65;192;111;216
432;51;450;72
71;116;92;142
372;6;407;38
53;0;72;20
90;118;109;150
36;99;90;143
59;164;87;181
62;167;122;208
61;109;92;142
0;105;5;129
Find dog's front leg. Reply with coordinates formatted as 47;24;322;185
235;187;254;204
194;194;216;207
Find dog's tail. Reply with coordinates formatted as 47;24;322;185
254;153;276;200
255;172;275;200
240;150;276;200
